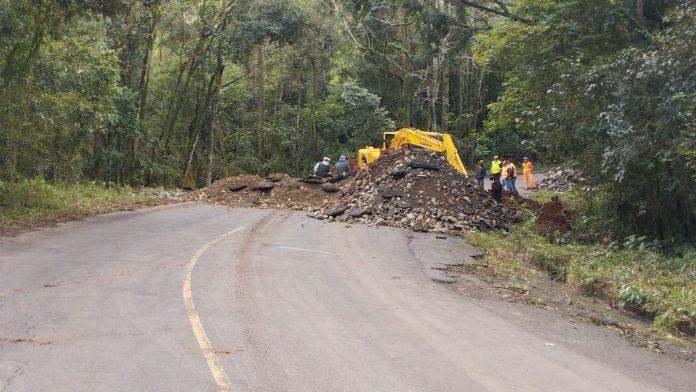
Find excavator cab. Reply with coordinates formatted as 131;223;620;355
356;128;468;176
356;146;382;170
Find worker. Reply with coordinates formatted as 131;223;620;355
499;159;509;190
490;176;502;203
334;155;350;178
522;157;534;189
490;155;502;180
475;160;486;189
313;157;331;177
505;158;519;195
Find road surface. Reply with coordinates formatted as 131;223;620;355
0;204;693;391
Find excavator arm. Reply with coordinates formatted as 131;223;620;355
385;128;468;176
357;128;468;175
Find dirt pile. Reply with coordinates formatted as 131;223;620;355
195;173;344;211
195;150;514;234
319;149;514;233
540;167;587;191
536;200;575;237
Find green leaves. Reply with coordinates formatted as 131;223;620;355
337;79;395;148
476;0;695;244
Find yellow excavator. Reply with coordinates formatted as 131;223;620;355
357;128;468;176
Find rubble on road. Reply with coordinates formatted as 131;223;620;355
195;150;514;234
194;173;343;211
319;149;514;233
539;167;588;191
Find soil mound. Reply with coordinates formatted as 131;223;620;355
322;149;514;233
536;201;575;237
196;173;344;211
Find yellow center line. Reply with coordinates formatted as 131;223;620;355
183;226;245;391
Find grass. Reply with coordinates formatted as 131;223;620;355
0;178;160;234
532;189;584;207
466;221;696;338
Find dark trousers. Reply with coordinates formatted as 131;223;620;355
477;178;484;188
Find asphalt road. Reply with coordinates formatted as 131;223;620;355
1;204;693;391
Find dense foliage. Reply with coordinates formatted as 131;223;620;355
476;0;695;244
0;0;694;244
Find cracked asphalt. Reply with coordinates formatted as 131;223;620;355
0;203;694;391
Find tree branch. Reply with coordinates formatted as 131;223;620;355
328;0;422;80
459;0;532;24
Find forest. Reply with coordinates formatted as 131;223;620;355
0;0;694;246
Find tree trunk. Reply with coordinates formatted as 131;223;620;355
253;41;266;161
398;4;412;127
182;86;206;182
205;126;214;186
205;39;226;187
635;0;645;24
428;52;439;131
457;61;464;133
157;53;188;158
134;16;157;158
159;20;211;159
474;67;485;131
93;132;106;181
440;56;449;131
184;31;227;183
466;56;472;132
428;0;447;131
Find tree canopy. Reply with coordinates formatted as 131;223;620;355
1;0;694;244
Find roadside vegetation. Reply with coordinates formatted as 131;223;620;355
467;201;696;339
0;179;159;235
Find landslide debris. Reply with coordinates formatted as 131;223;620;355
321;149;514;233
196;149;513;234
195;173;344;211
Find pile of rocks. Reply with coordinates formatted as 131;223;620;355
139;188;190;201
539;167;587;191
318;149;514;233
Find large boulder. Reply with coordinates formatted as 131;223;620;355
324;206;349;217
250;183;276;191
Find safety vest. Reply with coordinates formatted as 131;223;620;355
490;160;502;175
507;163;517;178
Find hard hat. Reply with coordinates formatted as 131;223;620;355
493;155;499;159
323;157;330;161
523;156;528;160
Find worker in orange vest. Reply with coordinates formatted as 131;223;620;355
522;157;535;190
